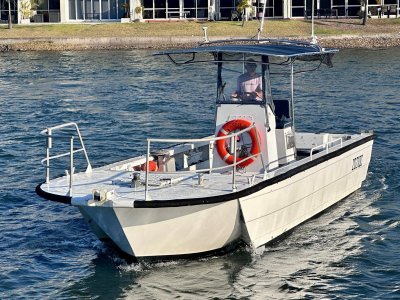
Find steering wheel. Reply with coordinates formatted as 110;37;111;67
242;92;255;97
240;92;259;101
231;92;254;101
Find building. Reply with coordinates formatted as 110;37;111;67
0;0;398;24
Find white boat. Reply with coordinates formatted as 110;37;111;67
36;38;374;259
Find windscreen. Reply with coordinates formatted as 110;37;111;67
216;54;271;105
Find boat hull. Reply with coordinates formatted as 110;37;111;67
74;138;373;258
36;133;374;258
239;139;373;247
78;200;242;257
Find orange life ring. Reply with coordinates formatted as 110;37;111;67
216;119;261;168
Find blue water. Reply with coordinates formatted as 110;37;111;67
0;48;399;299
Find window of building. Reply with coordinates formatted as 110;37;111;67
292;0;305;17
142;0;208;19
0;0;17;23
68;0;124;20
254;0;282;18
219;0;235;19
184;0;208;18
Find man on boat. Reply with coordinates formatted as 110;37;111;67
231;59;263;101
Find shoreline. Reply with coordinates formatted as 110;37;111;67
1;33;400;51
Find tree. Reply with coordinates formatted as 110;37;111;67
7;0;12;29
20;0;40;21
122;2;130;18
362;0;369;25
236;0;252;27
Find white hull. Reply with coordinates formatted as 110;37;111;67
69;138;373;258
79;201;241;257
239;140;373;247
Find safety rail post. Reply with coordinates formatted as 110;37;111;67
69;136;74;196
145;139;150;201
208;140;214;174
232;134;237;192
75;125;92;174
45;128;52;184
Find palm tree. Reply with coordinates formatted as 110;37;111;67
236;0;251;27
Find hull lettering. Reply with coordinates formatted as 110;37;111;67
352;155;363;170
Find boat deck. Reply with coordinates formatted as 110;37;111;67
41;168;264;207
39;132;372;208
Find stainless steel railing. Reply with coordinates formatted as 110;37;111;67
145;123;265;200
310;137;343;160
40;122;92;196
40;122;264;200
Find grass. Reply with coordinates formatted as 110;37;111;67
1;19;400;39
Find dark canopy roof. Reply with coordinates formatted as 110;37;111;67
154;39;338;60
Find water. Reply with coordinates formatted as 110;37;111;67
0;48;399;299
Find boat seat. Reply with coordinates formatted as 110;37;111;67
273;99;292;129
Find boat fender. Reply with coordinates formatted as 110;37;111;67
216;119;261;168
133;161;158;172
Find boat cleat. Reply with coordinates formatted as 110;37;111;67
130;172;142;189
89;189;116;206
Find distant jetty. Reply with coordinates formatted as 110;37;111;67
1;34;400;51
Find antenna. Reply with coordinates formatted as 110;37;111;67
202;27;209;42
257;0;267;40
311;0;317;44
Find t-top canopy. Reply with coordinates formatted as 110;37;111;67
154;39;338;66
